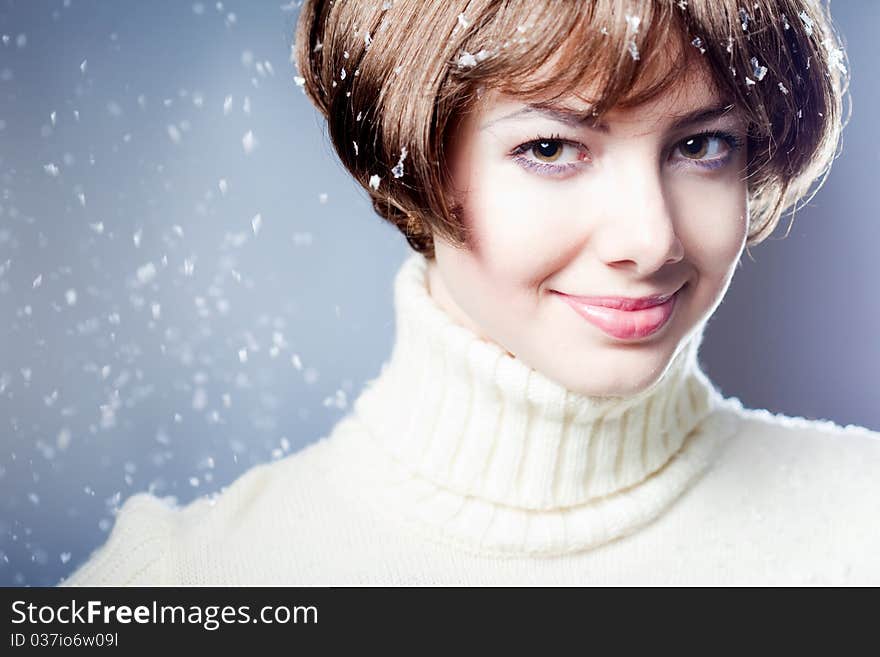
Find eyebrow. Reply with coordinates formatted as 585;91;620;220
480;101;740;133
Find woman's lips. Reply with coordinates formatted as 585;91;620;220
555;285;683;340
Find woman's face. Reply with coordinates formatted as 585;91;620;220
426;60;749;397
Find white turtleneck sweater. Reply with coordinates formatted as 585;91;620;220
61;252;880;586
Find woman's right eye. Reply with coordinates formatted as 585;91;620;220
510;135;591;178
531;140;565;162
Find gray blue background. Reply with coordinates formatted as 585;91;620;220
0;0;876;586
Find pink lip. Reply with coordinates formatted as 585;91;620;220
554;285;684;340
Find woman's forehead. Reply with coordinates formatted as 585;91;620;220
479;63;732;129
476;29;724;119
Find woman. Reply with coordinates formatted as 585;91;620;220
61;0;880;585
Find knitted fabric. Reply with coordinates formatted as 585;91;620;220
60;252;880;585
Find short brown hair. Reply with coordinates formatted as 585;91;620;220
293;0;850;259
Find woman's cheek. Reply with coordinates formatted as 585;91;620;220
466;173;532;248
673;176;748;274
478;170;578;248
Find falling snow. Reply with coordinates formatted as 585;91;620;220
739;7;750;32
799;11;814;37
627;41;640;61
391;147;408;178
750;57;768;81
821;38;847;75
625;13;641;33
322;388;348;410
242;130;256;153
136;262;157;285
457;51;477;68
459;48;491;69
624;14;641;61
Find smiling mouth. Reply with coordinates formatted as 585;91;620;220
550;286;683;310
555;284;685;340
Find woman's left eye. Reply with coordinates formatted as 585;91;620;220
671;132;743;169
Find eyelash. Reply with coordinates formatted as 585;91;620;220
510;130;744;178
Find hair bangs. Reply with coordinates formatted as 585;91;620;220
452;1;703;123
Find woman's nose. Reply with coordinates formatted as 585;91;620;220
591;160;685;276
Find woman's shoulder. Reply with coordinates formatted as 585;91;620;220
706;395;880;516
715;394;880;449
59;434;339;586
175;434;343;542
710;395;880;483
683;397;880;582
58;490;183;586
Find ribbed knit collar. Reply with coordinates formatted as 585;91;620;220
328;251;742;557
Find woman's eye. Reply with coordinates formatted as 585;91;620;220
512;131;742;177
532;140;566;163
674;133;734;162
511;136;589;177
